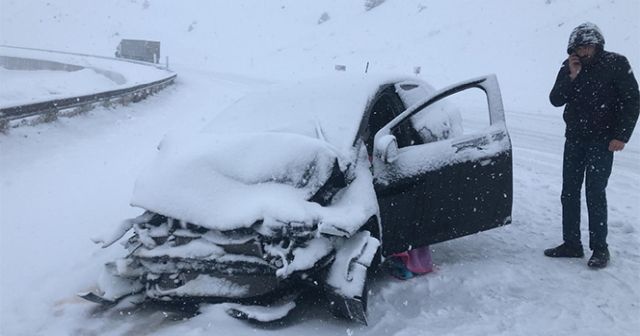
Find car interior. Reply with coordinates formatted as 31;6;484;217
364;85;422;157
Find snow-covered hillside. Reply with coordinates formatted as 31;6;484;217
1;1;639;335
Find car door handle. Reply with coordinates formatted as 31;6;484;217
452;136;489;153
451;131;507;153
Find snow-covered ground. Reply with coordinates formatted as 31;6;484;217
1;1;639;335
0;46;174;108
0;66;117;107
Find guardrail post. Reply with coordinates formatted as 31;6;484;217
67;103;93;117
120;94;133;106
0;119;9;133
40;109;58;123
101;98;113;109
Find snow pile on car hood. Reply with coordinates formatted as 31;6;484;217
131;131;355;231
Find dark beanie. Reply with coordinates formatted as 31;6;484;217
567;22;605;54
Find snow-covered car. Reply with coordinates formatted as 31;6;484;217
84;74;512;324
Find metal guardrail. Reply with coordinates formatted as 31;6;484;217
0;45;170;70
0;46;177;132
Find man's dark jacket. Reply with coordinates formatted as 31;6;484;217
550;50;640;143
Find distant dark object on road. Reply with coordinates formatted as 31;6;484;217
115;39;160;64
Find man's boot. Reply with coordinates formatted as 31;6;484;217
544;243;584;258
587;247;610;268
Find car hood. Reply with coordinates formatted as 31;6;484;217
131;131;353;231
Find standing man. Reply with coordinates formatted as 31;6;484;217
545;22;639;268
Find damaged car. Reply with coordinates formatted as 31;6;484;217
83;74;513;324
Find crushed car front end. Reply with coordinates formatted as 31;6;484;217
86;131;381;324
105;212;334;303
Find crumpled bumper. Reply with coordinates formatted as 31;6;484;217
96;212;335;303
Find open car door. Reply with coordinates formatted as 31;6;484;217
372;75;512;256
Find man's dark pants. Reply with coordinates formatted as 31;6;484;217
561;138;613;251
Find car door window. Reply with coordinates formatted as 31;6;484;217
363;86;405;156
393;87;490;147
394;81;434;108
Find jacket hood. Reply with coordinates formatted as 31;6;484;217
567;22;605;54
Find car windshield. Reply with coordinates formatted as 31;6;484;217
202;74;413;154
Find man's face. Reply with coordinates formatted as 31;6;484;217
574;45;597;65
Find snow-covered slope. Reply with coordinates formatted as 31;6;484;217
2;0;638;116
0;46;174;107
1;1;638;335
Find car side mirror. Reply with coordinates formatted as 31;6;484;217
375;134;399;163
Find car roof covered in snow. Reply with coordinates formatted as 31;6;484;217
203;73;419;154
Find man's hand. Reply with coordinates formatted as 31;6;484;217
568;54;581;80
609;139;626;152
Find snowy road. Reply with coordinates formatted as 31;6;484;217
1;0;639;334
0;67;258;335
1;67;638;336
